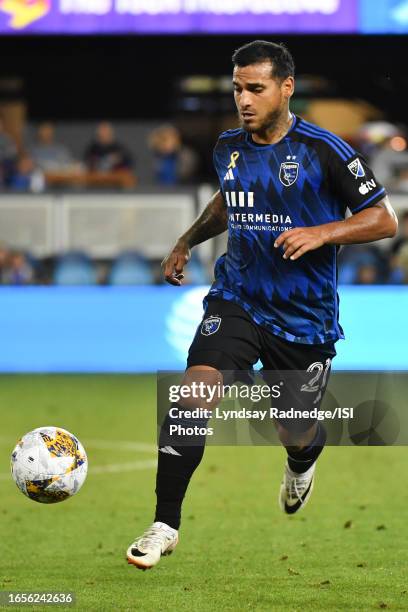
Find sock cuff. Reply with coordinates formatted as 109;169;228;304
287;422;327;468
304;422;327;451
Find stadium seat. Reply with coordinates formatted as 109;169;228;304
338;245;387;284
109;251;154;285
184;253;210;285
53;252;97;285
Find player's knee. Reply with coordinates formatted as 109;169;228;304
178;365;223;410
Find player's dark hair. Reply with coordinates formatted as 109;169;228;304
232;40;295;81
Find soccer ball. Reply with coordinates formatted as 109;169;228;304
11;426;88;504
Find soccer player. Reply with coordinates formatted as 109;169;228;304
127;41;397;569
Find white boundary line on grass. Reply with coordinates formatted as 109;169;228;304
91;459;157;474
0;437;157;480
85;439;156;453
0;436;156;453
0;459;157;481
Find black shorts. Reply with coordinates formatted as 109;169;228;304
187;298;337;432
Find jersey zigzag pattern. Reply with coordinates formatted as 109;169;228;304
207;115;386;344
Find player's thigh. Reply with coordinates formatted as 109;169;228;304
260;333;337;432
187;299;261;373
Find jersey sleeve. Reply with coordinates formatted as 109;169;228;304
213;144;223;190
328;149;386;214
213;139;228;204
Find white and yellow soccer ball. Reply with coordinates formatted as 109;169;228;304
11;427;88;504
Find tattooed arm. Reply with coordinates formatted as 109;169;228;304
162;190;227;286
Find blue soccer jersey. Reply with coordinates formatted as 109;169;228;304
206;115;386;344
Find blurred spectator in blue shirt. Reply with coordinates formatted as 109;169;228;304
149;124;199;186
31;122;74;172
3;251;34;285
84;122;133;172
9;154;45;192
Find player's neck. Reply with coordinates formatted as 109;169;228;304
251;110;294;145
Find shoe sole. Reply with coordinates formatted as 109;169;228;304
126;541;178;570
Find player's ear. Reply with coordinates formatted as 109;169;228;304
281;76;295;99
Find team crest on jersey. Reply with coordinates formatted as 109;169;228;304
347;158;365;179
201;316;221;336
279;162;299;187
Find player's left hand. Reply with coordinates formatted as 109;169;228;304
274;226;328;261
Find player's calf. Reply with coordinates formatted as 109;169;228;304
278;421;327;514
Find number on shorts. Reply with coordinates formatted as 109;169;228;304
301;359;331;394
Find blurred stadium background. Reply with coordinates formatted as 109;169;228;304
1;3;408;611
1;2;408;372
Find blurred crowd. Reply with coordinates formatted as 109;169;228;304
1;211;408;286
0;245;210;286
338;211;408;284
0;119;200;191
354;121;408;192
1;117;408;192
1;117;408;286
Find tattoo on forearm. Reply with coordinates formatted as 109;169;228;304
182;191;227;248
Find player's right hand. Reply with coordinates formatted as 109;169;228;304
161;241;191;286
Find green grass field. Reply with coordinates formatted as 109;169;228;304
1;375;407;611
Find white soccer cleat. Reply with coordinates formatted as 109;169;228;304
126;521;179;570
279;461;316;514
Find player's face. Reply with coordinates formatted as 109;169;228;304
233;61;293;133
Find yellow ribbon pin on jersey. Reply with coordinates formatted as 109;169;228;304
228;151;240;169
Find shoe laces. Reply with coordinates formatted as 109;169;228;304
138;524;174;550
286;465;313;501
